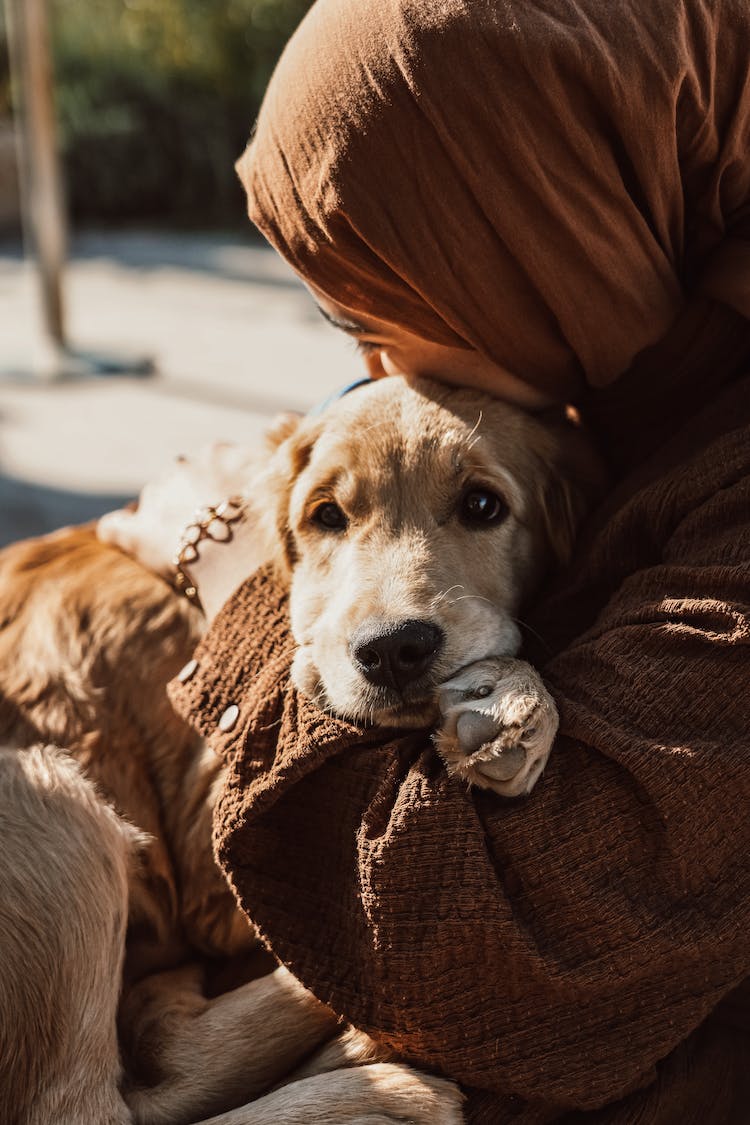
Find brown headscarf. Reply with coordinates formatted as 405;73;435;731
237;0;750;402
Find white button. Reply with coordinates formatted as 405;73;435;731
177;659;198;683
218;704;240;732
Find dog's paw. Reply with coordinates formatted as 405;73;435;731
250;1062;464;1125
328;1062;465;1125
435;657;558;797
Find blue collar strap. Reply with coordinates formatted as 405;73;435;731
308;377;372;416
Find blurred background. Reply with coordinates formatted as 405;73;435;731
0;0;358;545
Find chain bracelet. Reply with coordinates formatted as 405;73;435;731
173;495;245;606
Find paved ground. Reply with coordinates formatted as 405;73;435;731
0;230;359;544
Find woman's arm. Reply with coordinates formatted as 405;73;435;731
97;442;273;622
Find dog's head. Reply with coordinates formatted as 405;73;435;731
255;377;601;728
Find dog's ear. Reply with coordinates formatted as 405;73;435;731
253;415;322;578
535;412;606;568
263;411;304;453
539;472;590;568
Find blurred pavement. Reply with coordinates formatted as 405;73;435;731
0;231;360;545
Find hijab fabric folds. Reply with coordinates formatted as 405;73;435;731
237;0;750;400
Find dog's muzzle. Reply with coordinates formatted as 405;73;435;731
349;619;444;694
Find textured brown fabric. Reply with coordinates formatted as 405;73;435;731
237;0;750;400
578;296;750;471
169;374;750;1120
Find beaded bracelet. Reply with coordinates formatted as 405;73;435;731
173;496;245;606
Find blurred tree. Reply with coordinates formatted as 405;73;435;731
3;0;313;225
0;9;11;118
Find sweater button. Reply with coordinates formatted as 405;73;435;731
218;704;240;732
177;659;198;683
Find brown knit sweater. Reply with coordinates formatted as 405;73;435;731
169;374;750;1122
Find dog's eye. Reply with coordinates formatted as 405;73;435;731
311;501;348;532
460;488;508;527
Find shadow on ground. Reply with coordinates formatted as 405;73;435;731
0;472;131;547
0;230;303;290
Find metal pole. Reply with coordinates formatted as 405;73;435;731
4;0;67;349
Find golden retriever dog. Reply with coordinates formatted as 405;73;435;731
0;376;600;1124
261;377;600;795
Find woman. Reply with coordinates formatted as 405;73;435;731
102;1;750;1120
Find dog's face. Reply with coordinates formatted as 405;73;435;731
259;377;598;728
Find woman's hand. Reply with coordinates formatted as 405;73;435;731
99;443;260;577
98;443;267;619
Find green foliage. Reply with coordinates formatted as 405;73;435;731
45;0;313;224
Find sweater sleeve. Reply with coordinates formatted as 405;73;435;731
169;378;750;1115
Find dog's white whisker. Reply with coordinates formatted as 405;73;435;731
440;592;496;610
310;683;332;711
453;594;495;606
464;410;484;450
432;584;465;609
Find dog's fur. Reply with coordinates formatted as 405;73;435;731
0;377;600;1124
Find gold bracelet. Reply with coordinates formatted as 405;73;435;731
173;496;245;605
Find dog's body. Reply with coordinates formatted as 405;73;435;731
0;377;601;1123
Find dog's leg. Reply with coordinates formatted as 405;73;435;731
191;1063;464;1125
121;963;340;1125
0;745;136;1125
435;657;558;796
282;1024;395;1083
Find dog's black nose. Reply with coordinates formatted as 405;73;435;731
350;619;444;692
